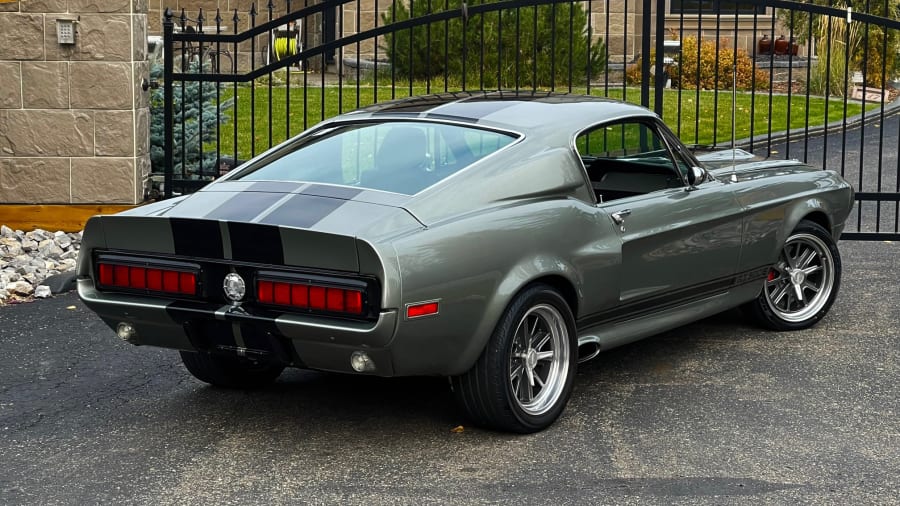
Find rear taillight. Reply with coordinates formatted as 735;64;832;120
257;279;365;315
96;262;198;296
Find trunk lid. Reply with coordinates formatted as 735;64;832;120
95;182;423;273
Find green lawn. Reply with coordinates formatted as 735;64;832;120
211;83;869;160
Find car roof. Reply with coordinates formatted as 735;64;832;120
339;91;658;139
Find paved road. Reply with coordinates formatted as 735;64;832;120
1;241;898;505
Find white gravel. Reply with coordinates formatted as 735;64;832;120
1;224;81;304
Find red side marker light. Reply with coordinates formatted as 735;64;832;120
407;301;439;319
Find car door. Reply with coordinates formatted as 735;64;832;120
577;119;744;308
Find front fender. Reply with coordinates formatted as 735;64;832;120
734;169;852;273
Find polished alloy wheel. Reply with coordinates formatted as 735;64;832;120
508;303;570;416
764;233;835;323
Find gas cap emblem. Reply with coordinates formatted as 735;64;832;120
223;273;246;303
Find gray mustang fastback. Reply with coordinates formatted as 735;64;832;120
78;92;854;432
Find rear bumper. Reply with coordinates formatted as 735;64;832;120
78;278;401;376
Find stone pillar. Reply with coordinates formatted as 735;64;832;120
0;0;150;204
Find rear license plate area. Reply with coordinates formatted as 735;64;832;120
185;319;293;364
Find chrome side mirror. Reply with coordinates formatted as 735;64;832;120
687;166;708;187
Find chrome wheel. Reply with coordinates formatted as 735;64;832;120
764;233;835;323
508;303;570;416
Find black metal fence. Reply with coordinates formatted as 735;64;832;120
159;0;900;240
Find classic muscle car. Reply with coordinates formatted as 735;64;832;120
77;92;854;433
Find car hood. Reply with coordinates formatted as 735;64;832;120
694;148;763;168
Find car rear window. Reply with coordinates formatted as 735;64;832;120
236;121;517;195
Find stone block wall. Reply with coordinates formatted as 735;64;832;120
0;0;150;204
339;0;390;60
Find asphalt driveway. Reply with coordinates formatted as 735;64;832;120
0;240;897;505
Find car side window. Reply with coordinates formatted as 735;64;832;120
576;121;685;203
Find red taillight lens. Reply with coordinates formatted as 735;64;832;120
258;280;274;303
291;284;308;307
113;265;129;287
345;290;363;314
147;269;162;291
179;272;196;294
130;267;146;289
274;283;291;305
257;279;365;315
98;264;114;286
326;288;344;312
309;286;326;310
97;262;197;296
162;271;179;292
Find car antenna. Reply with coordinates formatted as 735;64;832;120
730;46;738;183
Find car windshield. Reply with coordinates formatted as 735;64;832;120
236;121;518;195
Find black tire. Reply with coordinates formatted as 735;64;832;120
743;220;842;331
451;284;578;433
180;351;284;389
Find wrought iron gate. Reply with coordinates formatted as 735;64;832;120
159;0;900;240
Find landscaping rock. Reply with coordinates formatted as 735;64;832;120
1;224;82;304
6;280;34;297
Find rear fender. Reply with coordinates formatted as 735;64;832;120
388;199;619;376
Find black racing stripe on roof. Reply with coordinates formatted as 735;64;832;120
256;193;345;229
171;218;224;259
204;192;285;221
228;222;284;264
249;181;303;193
301;184;363;200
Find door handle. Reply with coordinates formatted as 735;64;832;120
611;209;631;225
611;209;631;232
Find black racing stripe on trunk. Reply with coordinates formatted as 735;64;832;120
256;193;345;228
204;192;286;221
228;222;284;264
302;184;363;200
249;181;303;193
171;218;224;258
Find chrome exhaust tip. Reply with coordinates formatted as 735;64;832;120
577;338;602;364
